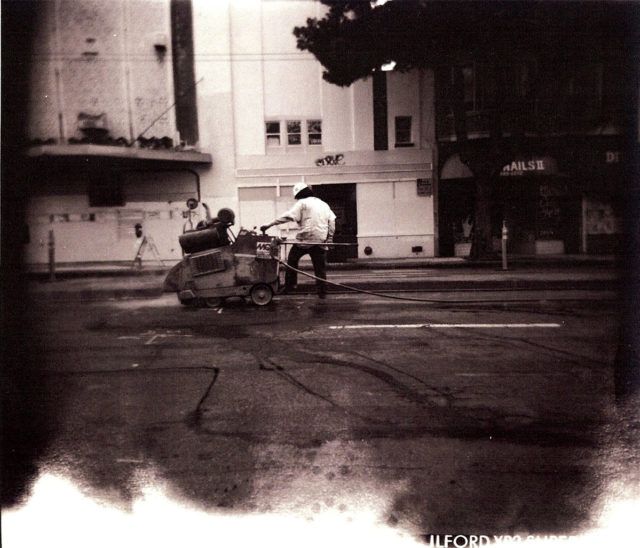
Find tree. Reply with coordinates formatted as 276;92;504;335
294;0;635;259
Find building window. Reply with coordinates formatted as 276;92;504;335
436;63;507;138
287;120;302;145
395;116;413;147
461;64;497;113
265;121;281;146
601;61;627;127
462;65;475;111
265;118;322;150
437;59;626;139
568;62;604;128
307;119;322;145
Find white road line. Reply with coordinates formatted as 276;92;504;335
329;323;562;329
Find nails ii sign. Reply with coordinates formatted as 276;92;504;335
500;157;557;176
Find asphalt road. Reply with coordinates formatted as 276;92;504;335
3;290;639;547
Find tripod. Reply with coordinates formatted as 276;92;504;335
132;235;165;268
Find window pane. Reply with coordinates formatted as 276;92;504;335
476;64;496;110
462;65;474;110
288;133;302;145
308;120;322;145
307;120;321;133
287;120;301;146
287;120;301;133
395;116;412;144
266;121;281;147
396;116;411;132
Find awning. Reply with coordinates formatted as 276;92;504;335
25;143;212;169
440;154;474;180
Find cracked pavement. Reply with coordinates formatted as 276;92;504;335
3;290;638;546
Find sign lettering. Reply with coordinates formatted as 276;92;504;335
606;151;620;164
256;241;273;259
500;157;557;176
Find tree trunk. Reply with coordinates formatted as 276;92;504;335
470;174;494;259
450;66;498;260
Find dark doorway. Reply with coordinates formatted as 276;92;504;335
438;180;476;257
312;183;358;262
501;180;538;254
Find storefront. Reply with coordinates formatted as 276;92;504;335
438;153;581;256
570;141;627;255
498;157;580;255
24;144;212;264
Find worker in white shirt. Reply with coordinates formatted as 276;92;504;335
261;182;336;298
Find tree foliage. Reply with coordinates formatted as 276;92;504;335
296;1;635;86
294;0;638;258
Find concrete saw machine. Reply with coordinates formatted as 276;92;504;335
163;207;282;307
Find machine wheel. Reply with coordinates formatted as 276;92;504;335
250;284;273;306
204;297;223;308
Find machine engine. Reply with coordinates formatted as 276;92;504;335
178;207;235;254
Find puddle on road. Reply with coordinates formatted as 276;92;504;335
106;294;365;312
108;295;184;309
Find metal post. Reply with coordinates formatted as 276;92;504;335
48;229;56;281
501;220;508;271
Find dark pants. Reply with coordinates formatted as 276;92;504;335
285;245;328;296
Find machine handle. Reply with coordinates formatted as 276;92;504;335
279;240;357;246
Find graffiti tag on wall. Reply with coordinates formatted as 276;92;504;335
315;154;344;166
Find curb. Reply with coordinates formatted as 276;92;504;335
23;255;620;280
26;268;171;280
29;277;620;301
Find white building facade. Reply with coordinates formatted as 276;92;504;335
24;0;437;265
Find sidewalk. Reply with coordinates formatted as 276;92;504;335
23;254;623;301
25;253;618;277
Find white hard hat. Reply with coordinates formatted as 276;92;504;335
292;182;308;198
